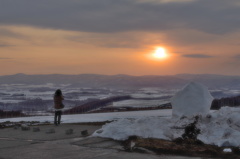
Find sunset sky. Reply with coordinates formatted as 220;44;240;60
0;0;240;76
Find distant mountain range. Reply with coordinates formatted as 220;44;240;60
1;73;240;89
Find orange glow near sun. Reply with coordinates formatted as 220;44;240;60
153;47;167;59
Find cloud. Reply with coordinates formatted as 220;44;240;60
0;28;26;40
233;54;240;59
0;44;15;47
182;54;213;58
66;31;157;48
0;57;13;60
0;0;239;34
136;0;195;4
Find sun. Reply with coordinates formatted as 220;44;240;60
153;47;167;59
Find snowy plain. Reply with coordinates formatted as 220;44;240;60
0;109;172;123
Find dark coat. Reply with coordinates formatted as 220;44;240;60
54;95;64;109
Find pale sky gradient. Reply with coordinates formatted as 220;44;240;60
0;0;240;76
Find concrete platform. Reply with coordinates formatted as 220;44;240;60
0;124;205;159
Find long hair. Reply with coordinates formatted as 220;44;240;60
55;89;62;97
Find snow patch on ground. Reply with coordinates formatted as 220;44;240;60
223;148;232;153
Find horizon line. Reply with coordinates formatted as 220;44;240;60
0;73;239;77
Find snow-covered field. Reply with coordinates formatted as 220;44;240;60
112;99;168;108
1;83;239;111
0;109;172;123
0;84;174;112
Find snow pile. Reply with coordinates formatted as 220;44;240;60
223;148;232;153
171;82;213;118
93;107;240;147
94;117;174;140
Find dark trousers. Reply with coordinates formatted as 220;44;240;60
54;110;62;125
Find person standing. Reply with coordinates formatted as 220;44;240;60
54;89;64;126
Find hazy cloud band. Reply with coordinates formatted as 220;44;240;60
0;0;239;34
183;54;213;58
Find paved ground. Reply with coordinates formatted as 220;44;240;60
0;124;205;159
